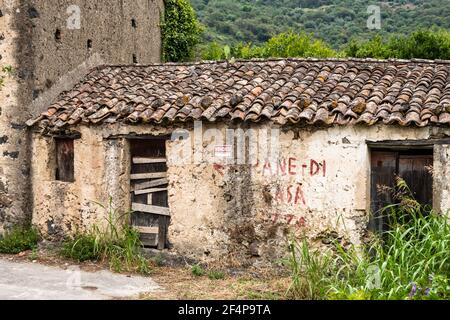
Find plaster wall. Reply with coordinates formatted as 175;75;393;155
30;123;450;265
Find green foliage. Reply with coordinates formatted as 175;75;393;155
287;178;449;300
162;0;204;62
61;198;150;274
201;29;450;61
191;264;205;277
2;65;14;74
0;65;13;90
208;270;225;280
344;29;450;60
0;227;39;254
191;0;450;49
201;31;337;60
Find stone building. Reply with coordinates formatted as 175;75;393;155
27;58;450;265
0;0;164;233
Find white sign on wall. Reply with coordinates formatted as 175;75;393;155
215;145;233;159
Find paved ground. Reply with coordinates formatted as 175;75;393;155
0;258;161;300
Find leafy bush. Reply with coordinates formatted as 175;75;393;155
162;0;203;62
61;199;150;274
201;31;337;60
0;227;39;254
344;29;450;60
287;178;450;300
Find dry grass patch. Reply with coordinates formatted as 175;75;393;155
140;267;290;300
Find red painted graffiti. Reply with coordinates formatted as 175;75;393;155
271;213;307;230
274;184;306;205
262;158;326;177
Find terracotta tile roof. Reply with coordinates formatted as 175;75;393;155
28;58;450;132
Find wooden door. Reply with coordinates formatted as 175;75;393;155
369;151;397;232
370;149;433;232
130;138;169;249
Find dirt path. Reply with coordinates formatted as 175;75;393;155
0;248;291;300
0;258;161;300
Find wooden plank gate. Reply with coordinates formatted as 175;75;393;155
130;138;170;249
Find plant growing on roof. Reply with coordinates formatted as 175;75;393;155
162;0;203;62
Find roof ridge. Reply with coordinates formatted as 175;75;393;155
91;57;450;71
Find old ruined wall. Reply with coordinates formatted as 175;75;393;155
30;124;173;237
0;0;163;233
0;1;29;233
30;123;449;265
31;126;133;237
434;144;450;215
165;123;450;266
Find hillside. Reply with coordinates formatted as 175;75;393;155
191;0;450;48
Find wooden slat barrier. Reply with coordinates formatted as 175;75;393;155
135;226;159;234
133;157;167;164
134;187;167;195
133;178;169;191
132;203;170;216
130;172;167;180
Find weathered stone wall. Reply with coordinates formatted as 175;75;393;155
0;0;163;233
433;144;450;215
30;123;450;266
166;124;450;266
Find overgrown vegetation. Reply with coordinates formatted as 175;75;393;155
61;199;150;274
201;29;450;60
344;29;450;60
0;226;39;254
201;31;337;60
287;178;450;300
162;0;203;62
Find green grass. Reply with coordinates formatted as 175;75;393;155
191;264;205;277
0;227;39;254
208;270;225;280
287;178;449;300
61;198;151;275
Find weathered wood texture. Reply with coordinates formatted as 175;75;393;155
133;157;167;164
55;138;75;182
370;149;433;233
130;138;169;248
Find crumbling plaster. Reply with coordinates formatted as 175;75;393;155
31;123;450;264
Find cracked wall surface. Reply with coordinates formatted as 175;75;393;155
0;0;163;233
30;123;450;265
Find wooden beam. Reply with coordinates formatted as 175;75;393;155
133;157;167;164
135;226;159;234
130;172;167;180
134;187;167;195
132;203;170;216
139;232;158;247
147;193;153;205
133;178;168;191
366;138;450;148
158;216;169;250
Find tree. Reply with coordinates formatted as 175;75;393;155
162;0;204;62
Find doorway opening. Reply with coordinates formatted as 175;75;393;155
129;137;170;249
